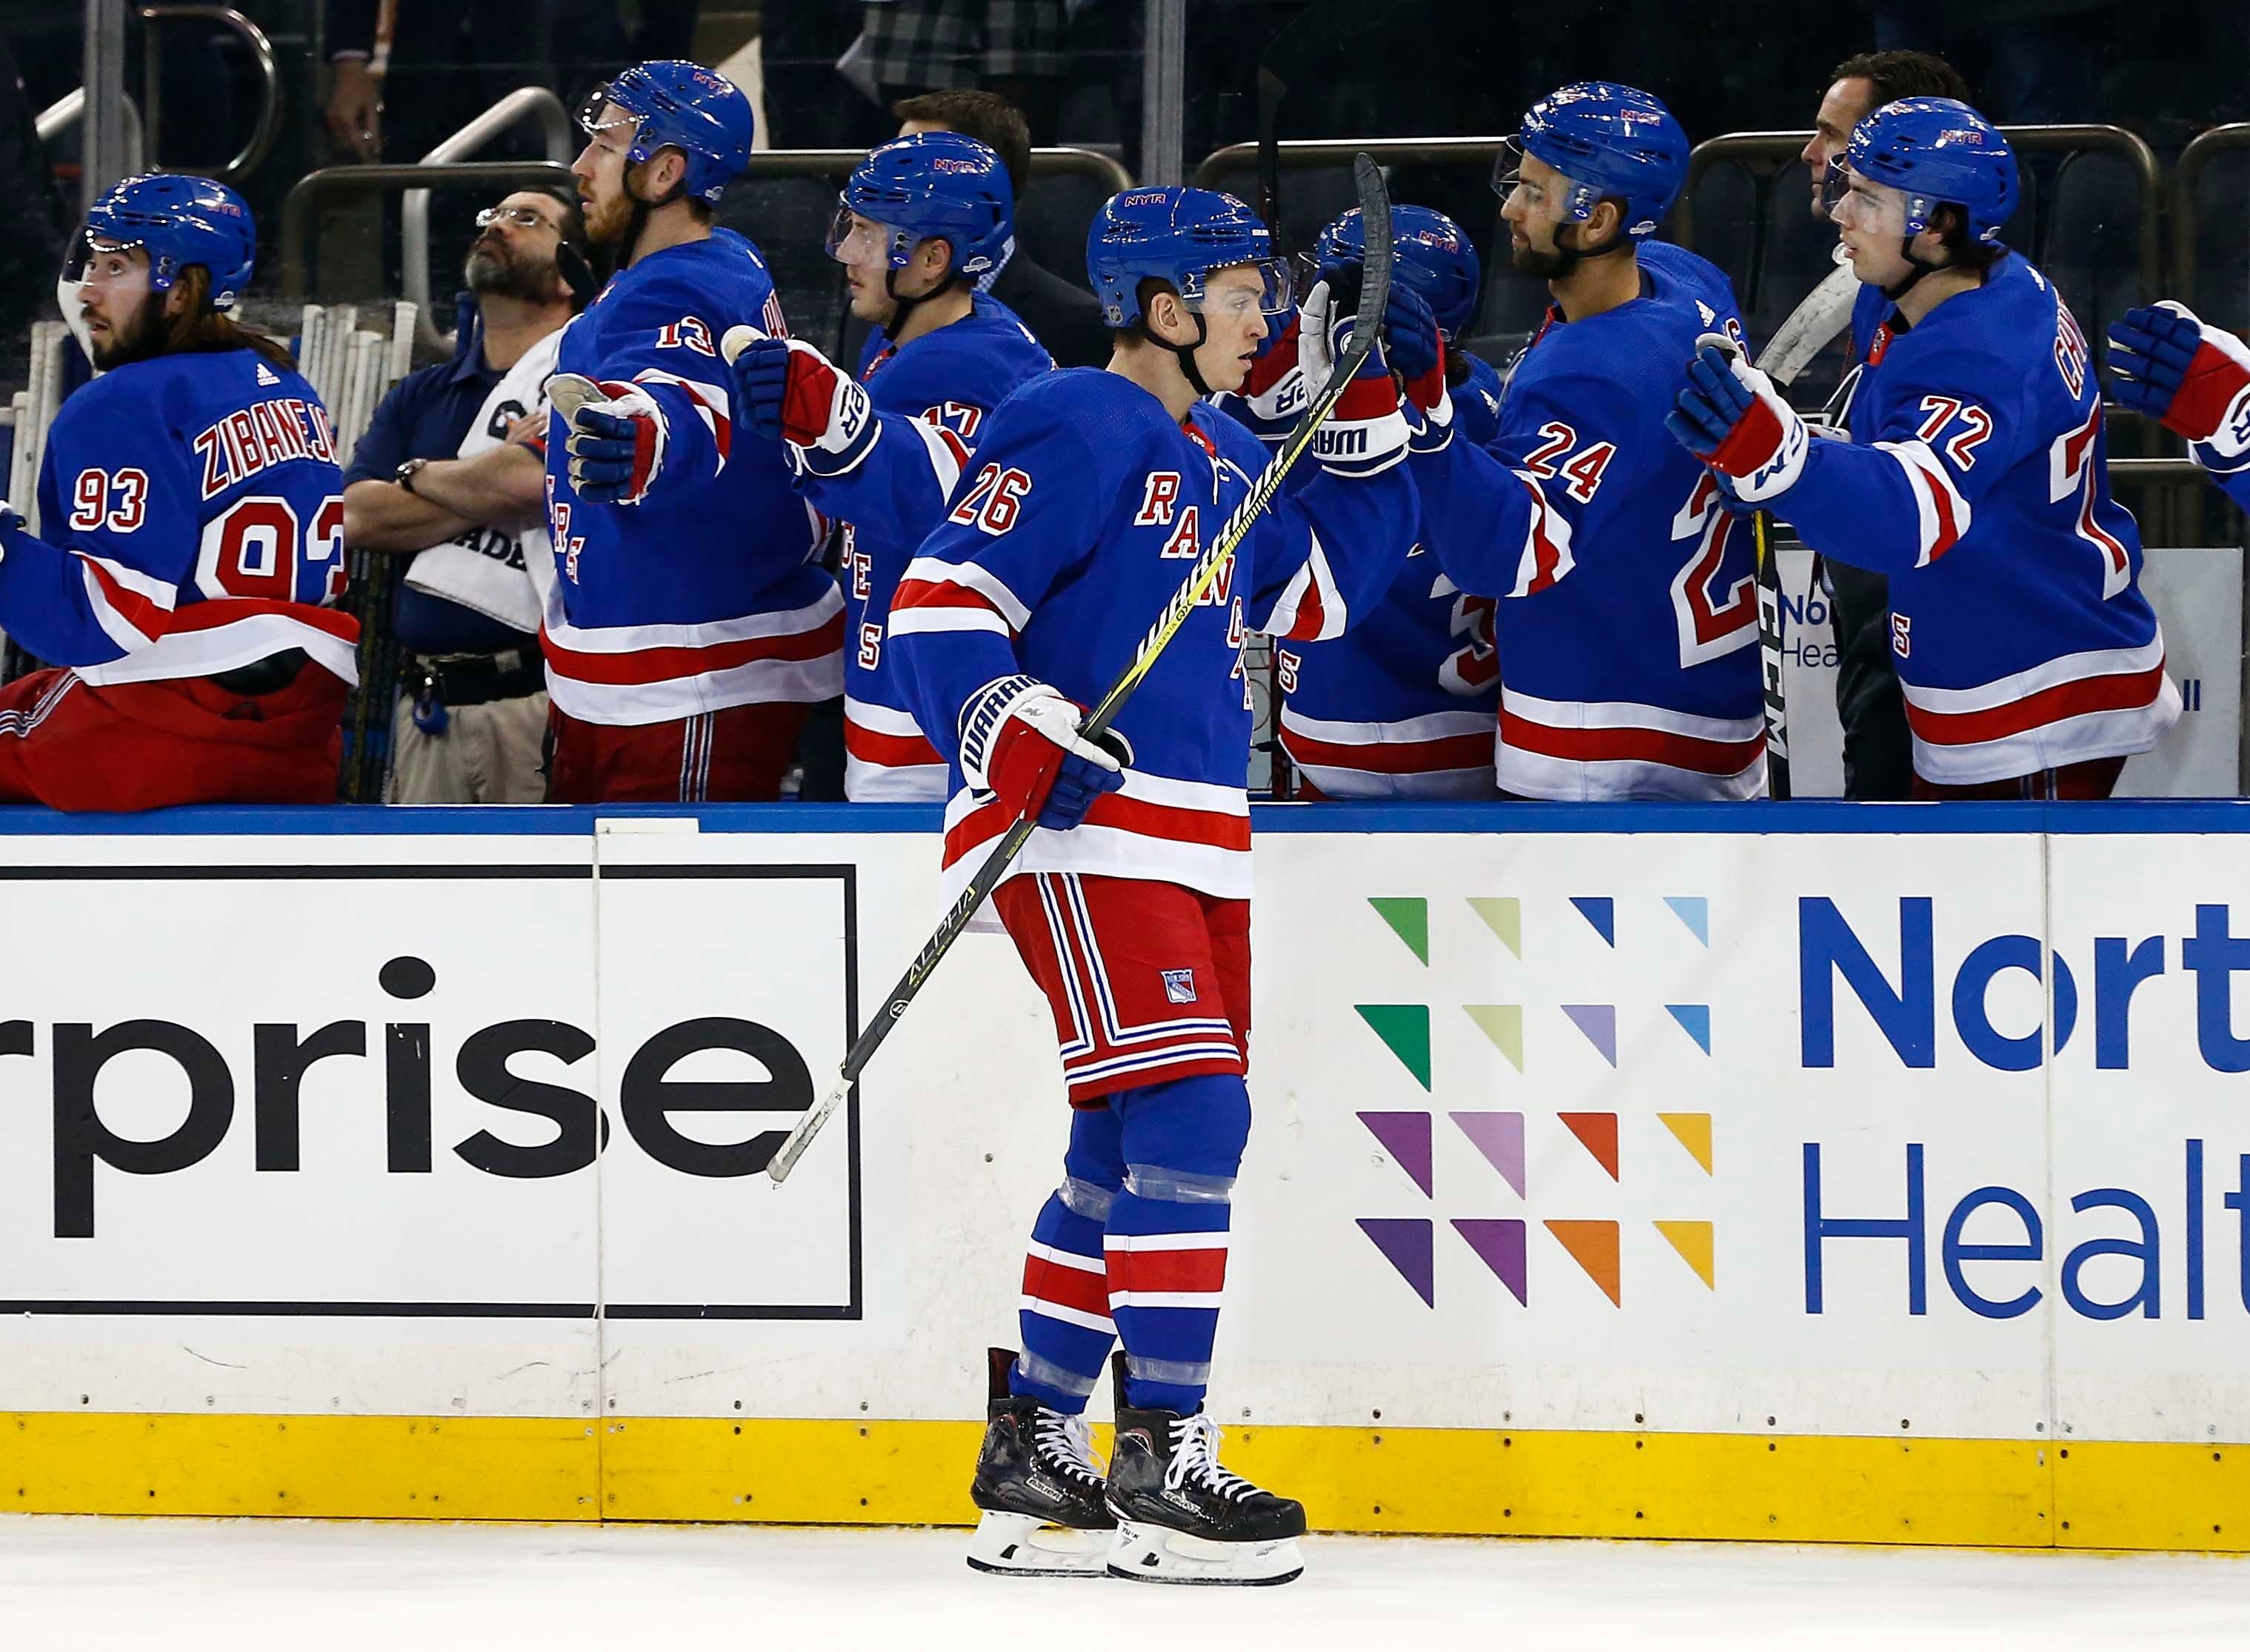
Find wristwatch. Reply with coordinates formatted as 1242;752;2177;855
394;457;431;494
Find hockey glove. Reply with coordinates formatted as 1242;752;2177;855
1299;277;1410;479
1237;314;1305;425
733;333;879;477
2108;302;2250;459
550;374;671;506
959;674;1131;831
1666;334;1808;502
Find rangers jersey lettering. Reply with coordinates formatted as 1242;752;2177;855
1413;242;1765;800
815;296;1051;799
542;230;841;726
1774;253;2180;783
890;369;1417;906
7;348;359;687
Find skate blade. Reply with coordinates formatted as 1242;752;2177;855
1105;1519;1305;1586
964;1510;1114;1578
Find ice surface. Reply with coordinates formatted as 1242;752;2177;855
2;1516;2246;1651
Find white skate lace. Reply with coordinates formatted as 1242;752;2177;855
1033;1408;1103;1485
1162;1413;1257;1503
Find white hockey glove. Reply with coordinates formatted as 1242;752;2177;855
1299;277;1409;479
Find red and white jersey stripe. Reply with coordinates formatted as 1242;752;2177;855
624;368;732;474
1872;436;1971;564
1498;685;1766;801
538;578;843;727
1103;1230;1229;1312
1279;705;1499;799
1900;632;2181;784
842;694;946;801
941;768;1254;908
888;553;1030;641
73;550;361;689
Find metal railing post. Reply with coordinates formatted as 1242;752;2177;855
401;88;576;353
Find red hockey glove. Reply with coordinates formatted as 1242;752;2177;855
959;675;1132;830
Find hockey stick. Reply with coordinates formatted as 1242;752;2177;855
1742;260;1857;801
756;153;1397;1187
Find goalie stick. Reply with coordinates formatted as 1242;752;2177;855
1747;257;1860;800
751;153;1397;1188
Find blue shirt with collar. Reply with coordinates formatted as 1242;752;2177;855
345;293;535;655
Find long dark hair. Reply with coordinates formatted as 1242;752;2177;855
163;264;299;373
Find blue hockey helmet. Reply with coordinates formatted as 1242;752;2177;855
1837;97;2017;243
1086;185;1294;330
830;132;1015;281
1501;81;1688;240
1315;203;1482;341
578;60;755;205
77;173;257;310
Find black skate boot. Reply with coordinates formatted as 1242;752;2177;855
965;1347;1116;1577
1102;1352;1305;1585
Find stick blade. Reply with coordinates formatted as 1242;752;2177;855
545;373;605;423
767;1073;852;1185
1350;153;1393;342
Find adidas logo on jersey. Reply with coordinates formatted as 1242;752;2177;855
256;363;282;386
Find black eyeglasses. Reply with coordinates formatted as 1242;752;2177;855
474;204;550;231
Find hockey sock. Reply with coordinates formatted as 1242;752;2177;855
1013;1105;1125;1414
1105;1073;1251;1414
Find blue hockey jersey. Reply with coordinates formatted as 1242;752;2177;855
542;230;842;726
891;368;1417;905
1211;344;1505;798
1411;242;1765;800
805;295;1051;800
1766;253;2179;783
3;349;359;687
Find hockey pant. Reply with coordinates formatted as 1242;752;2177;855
995;872;1253;1417
1911;753;2126;801
544;700;811;803
0;665;347;811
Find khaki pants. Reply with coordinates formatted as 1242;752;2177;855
390;690;550;803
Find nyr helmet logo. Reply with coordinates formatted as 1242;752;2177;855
931;157;982;174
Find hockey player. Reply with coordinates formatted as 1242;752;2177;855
889;186;1418;1582
2106;302;2250;514
1668;99;2178;798
728;132;1053;801
1393;83;1766;801
0;174;359;810
542;61;842;802
1216;205;1504;799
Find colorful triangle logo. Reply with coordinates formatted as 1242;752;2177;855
1358;1111;1433;1197
1558;1112;1619;1181
1665;1004;1712;1055
1359;1218;1434;1307
1656;1220;1715;1288
1560;1004;1617;1066
1451;1111;1525;1197
1657;1112;1713;1175
1454;1219;1528;1305
1466;896;1520;958
1368;897;1429;965
1462;1004;1523;1073
1354;1004;1431;1090
1545;1219;1620;1306
1569;896;1615;946
1665;895;1709;946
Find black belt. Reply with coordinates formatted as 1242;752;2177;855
404;647;545;709
209;649;308;696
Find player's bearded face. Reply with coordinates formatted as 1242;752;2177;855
465;200;565;302
572;112;639;247
1500;157;1580;277
77;242;167;370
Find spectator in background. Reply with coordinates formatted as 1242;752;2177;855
893;88;1109;367
341;188;583;802
1802;49;1969;802
0;32;67;351
851;1;1073;141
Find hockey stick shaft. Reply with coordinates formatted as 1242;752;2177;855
765;155;1397;1186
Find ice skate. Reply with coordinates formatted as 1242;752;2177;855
965;1348;1116;1577
1102;1354;1305;1585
